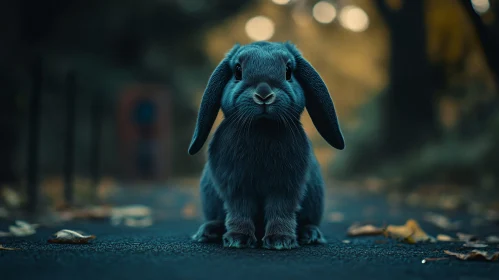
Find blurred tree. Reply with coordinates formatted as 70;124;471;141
331;0;498;184
375;0;438;155
332;0;439;177
0;0;255;184
460;0;499;87
0;91;18;185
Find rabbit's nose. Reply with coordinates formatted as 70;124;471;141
253;92;276;105
253;83;275;105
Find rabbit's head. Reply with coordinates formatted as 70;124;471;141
188;41;345;155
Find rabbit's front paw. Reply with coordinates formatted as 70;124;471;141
192;220;226;243
223;231;257;248
262;234;299;250
298;225;326;245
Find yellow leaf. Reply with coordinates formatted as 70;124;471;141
437;234;455;242
347;223;384;237
384;219;434;243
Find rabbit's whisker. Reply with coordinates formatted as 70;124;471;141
281;110;299;147
234;110;247;141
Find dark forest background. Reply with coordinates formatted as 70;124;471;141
1;0;499;213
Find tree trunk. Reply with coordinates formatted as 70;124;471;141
460;0;499;88
376;0;438;155
0;92;18;185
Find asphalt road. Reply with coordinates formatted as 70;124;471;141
1;186;498;280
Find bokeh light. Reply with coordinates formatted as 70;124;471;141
245;16;275;41
339;6;369;32
312;1;337;24
471;0;490;14
272;0;291;5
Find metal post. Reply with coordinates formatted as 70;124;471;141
63;72;76;206
26;55;43;214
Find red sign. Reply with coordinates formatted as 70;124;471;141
117;85;172;182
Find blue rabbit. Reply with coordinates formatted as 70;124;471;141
189;41;345;250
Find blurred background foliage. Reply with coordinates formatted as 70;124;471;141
1;0;499;213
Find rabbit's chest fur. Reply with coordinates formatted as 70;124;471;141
208;119;310;199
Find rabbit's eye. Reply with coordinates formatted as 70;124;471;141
286;65;292;81
235;64;242;81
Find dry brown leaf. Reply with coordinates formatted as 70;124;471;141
444;250;499;261
423;212;461;230
48;229;96;244
58;205;113;221
0;244;20;250
347;223;384;237
437;234;455;242
384;219;435;244
421;257;449;263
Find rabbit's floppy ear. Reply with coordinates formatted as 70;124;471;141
285;43;345;150
188;44;241;155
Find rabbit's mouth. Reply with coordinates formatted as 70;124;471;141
253;111;273;120
253;103;277;119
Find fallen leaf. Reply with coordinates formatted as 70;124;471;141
48;229;96;244
437;234;455;242
384;219;435;244
110;205;153;227
0;244;19;251
456;232;478;242
444;250;499;261
486;236;499;243
423;212;461;230
347;223;384;236
421;257;449;263
123;216;153;228
463;242;488;248
59;205;113;221
5;220;39;237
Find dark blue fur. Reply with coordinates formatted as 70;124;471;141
189;41;344;250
